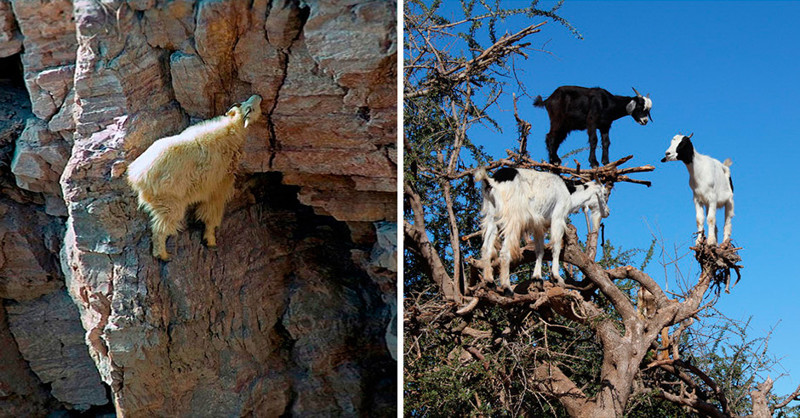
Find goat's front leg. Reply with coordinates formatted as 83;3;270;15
706;201;718;246
600;129;611;166
723;200;734;244
550;220;566;285
694;198;706;245
587;128;600;168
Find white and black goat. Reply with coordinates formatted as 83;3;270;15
534;86;653;167
475;167;610;292
661;133;734;245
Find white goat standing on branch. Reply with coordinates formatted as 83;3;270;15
661;133;734;246
127;95;263;260
475;167;610;292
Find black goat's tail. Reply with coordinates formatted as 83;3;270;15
533;95;546;107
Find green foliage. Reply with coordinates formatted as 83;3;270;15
405;243;655;416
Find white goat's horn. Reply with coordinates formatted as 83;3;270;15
687;132;694;139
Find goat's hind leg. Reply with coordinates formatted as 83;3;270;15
196;176;234;248
497;235;515;295
546;130;565;166
480;219;499;284
532;232;544;280
722;200;734;245
147;198;185;261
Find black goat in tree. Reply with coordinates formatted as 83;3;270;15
534;86;653;167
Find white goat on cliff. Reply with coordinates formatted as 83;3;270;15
127;95;262;260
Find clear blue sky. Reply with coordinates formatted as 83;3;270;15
434;1;800;397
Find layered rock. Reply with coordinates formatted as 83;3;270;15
5;289;107;409
0;0;396;415
0;295;53;417
1;72;107;413
0;0;21;58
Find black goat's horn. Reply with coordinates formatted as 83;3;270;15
632;87;642;97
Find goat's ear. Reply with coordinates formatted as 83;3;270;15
626;100;636;114
226;102;241;117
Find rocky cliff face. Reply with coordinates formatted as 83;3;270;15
0;0;396;416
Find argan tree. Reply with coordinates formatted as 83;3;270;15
403;1;800;416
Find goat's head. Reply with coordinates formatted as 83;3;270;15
626;87;653;125
571;181;611;220
661;133;694;164
589;181;611;219
227;95;263;128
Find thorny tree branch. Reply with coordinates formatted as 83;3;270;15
513;93;531;155
404;181;458;300
405;22;547;100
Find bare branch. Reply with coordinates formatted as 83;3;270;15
405;22;547;100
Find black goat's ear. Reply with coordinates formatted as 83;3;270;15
626;99;636;114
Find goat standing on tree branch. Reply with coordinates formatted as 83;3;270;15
534;86;653;167
127;95;263;261
476;166;609;293
661;133;734;246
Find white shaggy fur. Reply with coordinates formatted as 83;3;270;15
662;134;734;245
476;167;610;291
127;95;263;260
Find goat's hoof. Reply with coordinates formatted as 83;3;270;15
501;287;514;298
203;240;218;250
155;253;170;262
